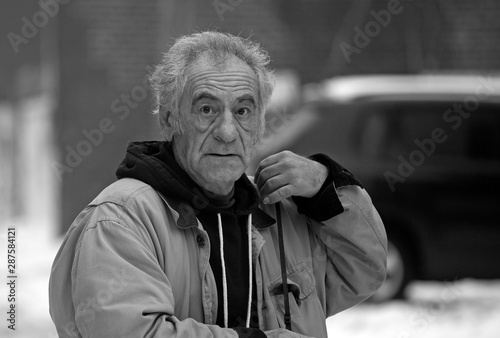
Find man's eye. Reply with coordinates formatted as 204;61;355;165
201;106;215;115
235;108;250;116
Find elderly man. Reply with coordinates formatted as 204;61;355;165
49;31;387;338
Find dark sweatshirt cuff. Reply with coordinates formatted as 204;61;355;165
292;154;363;222
233;327;267;338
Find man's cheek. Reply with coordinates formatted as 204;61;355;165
249;129;261;146
193;114;214;132
251;131;261;145
239;121;261;145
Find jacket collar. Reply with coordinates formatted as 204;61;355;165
158;193;276;230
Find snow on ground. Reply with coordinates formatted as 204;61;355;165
1;222;61;338
1;224;499;338
327;279;500;338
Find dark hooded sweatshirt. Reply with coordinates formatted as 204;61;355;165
115;141;360;336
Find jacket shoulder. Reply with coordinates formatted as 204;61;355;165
89;178;159;208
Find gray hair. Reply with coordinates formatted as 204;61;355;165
148;31;275;135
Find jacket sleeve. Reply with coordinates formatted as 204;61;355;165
67;207;264;338
293;155;387;316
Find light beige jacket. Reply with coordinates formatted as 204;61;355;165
49;177;387;338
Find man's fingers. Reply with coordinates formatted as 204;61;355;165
254;150;315;204
254;151;290;182
258;174;284;199
255;161;283;191
254;155;277;182
262;184;294;205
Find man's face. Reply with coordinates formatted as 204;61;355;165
171;55;262;196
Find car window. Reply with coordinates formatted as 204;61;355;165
356;110;387;158
355;102;500;165
353;103;450;159
395;104;466;160
467;106;500;161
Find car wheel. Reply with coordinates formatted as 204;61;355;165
370;236;412;302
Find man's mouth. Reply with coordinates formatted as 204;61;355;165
209;153;237;157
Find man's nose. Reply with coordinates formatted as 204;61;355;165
213;109;237;143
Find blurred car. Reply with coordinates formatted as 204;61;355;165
250;74;500;301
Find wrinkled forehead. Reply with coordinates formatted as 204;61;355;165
183;54;259;100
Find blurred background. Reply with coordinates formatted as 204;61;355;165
1;0;499;337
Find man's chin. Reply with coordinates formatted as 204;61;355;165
200;167;245;193
206;169;244;183
200;174;241;196
204;155;246;170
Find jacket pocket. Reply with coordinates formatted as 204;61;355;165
266;261;322;334
268;261;315;307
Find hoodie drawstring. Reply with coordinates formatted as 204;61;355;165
217;213;254;329
217;213;229;328
245;213;253;328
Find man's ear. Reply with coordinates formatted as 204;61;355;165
159;106;176;141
